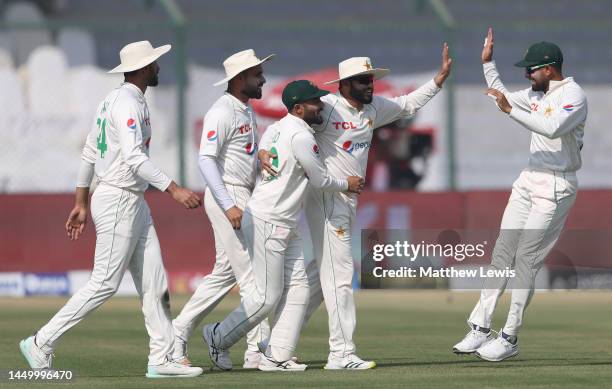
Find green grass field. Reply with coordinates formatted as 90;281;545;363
1;291;611;388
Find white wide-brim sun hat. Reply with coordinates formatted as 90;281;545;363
213;49;274;86
324;57;389;85
108;40;171;74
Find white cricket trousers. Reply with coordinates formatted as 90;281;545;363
214;212;309;362
35;183;173;365
303;188;357;358
172;185;269;351
469;168;577;335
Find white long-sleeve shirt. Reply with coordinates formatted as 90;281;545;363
80;82;171;192
484;61;587;172
248;114;348;228
198;93;258;211
309;79;440;208
199;93;258;188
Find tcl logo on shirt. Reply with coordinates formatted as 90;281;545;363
342;140;370;153
239;124;253;134
333;122;358;130
206;130;218;141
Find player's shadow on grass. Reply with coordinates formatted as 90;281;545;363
374;358;486;368
88;358;612;377
462;357;611;369
363;357;612;369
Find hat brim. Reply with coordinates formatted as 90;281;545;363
213;54;275;86
514;59;540;68
107;44;171;74
285;89;330;111
297;89;330;104
323;68;389;85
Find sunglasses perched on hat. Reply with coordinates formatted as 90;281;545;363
526;61;557;74
514;41;563;73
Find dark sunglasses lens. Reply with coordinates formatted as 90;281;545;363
353;76;373;84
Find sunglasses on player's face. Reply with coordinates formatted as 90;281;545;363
526;61;556;74
351;75;374;85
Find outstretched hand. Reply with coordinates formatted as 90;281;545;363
434;42;452;87
482;27;494;63
166;182;202;209
485;88;511;114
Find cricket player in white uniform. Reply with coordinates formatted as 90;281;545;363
203;80;364;372
19;41;204;378
171;49;272;369
453;28;587;362
260;45;452;369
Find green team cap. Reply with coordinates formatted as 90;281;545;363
282;80;329;111
514;41;563;69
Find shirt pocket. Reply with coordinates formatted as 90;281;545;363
553;172;577;203
264;223;292;253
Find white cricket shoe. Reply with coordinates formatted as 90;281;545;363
284;359;307;369
475;334;519;362
324;353;376;370
146;360;203;378
243;349;262;369
171;335;192;366
203;323;232;371
453;326;495;354
19;335;53;370
257;340;300;364
257;354;307;372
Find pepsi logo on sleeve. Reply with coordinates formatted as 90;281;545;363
207;130;218;142
245;142;256;155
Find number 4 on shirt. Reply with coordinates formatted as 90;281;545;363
96;117;108;158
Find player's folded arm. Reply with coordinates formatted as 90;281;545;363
509;92;587;139
484;61;532;112
292;132;348;192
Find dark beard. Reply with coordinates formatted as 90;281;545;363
149;74;159;87
531;80;549;92
243;85;262;99
305;112;323;126
350;88;373;104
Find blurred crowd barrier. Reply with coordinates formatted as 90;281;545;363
1;189;611;295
